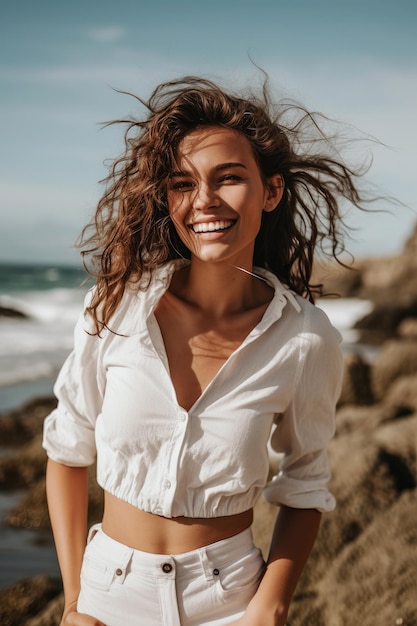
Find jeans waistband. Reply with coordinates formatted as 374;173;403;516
87;524;255;580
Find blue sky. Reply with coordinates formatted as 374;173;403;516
1;0;416;265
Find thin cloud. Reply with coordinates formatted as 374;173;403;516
0;181;94;216
0;64;147;84
0;57;185;88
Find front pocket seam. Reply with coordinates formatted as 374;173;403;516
80;555;116;591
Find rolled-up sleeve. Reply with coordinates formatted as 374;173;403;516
263;307;343;512
42;292;104;467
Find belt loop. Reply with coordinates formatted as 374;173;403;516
86;522;101;544
198;548;215;582
113;546;134;584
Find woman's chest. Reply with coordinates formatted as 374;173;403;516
158;326;244;412
153;297;270;412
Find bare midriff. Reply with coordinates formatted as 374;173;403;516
102;491;254;554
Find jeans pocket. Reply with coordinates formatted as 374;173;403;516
215;547;264;600
80;552;116;592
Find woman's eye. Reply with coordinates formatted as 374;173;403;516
219;174;243;183
170;180;193;191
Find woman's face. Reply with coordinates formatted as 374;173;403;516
167;126;282;269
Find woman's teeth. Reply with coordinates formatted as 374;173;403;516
191;220;234;233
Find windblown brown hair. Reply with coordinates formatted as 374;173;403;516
78;75;371;333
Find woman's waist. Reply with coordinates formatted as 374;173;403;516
102;491;254;554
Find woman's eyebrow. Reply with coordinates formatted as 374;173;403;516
215;162;247;171
169;162;247;178
169;170;189;179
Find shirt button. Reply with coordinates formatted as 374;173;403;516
115;568;123;576
162;562;173;573
179;413;186;422
164;479;171;489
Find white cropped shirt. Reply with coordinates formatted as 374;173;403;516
43;260;343;517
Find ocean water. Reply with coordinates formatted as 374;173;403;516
0;263;91;411
0;262;374;412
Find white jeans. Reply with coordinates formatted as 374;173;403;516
77;525;265;626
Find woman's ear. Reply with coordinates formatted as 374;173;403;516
264;174;284;213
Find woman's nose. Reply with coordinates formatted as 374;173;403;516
192;183;220;211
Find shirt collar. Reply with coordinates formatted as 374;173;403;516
141;261;301;323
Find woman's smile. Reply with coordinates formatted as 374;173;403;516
188;219;237;234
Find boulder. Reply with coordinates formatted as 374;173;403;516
0;305;29;319
398;316;417;340
25;594;64;626
288;413;417;625
0;436;47;491
5;478;51;529
354;298;417;343
371;340;417;400
338;352;373;407
383;374;417;417
312;260;362;298
0;397;57;446
291;489;417;626
0;576;62;626
334;404;389;437
6;467;103;530
356;255;417;300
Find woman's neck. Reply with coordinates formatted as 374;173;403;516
170;259;273;319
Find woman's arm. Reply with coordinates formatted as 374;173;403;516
234;506;321;626
46;459;104;625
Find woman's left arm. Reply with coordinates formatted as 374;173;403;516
232;307;342;624
232;505;321;626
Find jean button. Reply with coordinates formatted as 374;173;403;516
115;568;123;576
162;562;173;573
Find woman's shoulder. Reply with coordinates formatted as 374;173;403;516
259;269;341;344
293;291;342;344
259;269;331;320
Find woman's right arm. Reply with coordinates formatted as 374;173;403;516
46;459;105;626
44;292;108;624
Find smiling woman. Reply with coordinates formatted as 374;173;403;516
42;75;374;626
